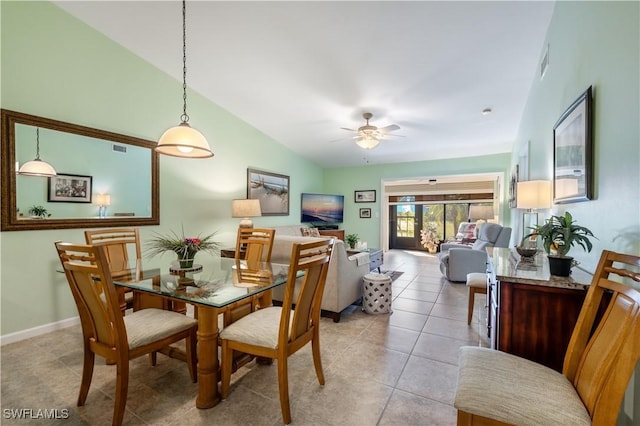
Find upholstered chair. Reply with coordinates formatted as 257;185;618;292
55;242;198;426
219;239;334;424
454;250;640;425
438;223;511;282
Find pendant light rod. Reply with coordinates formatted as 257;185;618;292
156;0;214;158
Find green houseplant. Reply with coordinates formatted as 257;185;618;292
28;205;50;219
146;227;219;268
524;211;596;276
345;233;359;249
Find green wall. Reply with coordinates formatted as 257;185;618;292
324;153;511;248
511;1;639;273
0;1;324;336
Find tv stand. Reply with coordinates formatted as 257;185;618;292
318;229;344;241
316;224;339;230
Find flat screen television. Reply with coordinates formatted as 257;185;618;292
300;193;344;226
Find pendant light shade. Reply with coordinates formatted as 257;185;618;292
17;128;57;177
157;122;212;158
156;0;213;159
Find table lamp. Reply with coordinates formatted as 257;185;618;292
516;180;551;245
95;194;111;218
232;199;261;228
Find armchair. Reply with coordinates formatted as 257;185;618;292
438;223;511;282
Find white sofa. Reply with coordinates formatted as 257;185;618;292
269;225;370;322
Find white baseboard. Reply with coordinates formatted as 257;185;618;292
0;316;80;346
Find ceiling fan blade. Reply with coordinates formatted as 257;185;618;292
379;124;400;132
340;127;357;132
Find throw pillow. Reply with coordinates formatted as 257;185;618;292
310;228;321;237
300;227;312;237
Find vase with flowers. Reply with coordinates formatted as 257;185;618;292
146;227;220;268
420;222;442;254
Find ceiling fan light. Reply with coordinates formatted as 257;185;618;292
356;136;380;149
17;159;57;177
156;122;213;158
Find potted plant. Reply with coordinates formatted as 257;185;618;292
28;205;50;219
146;227;220;268
345;233;359;249
524;211;595;276
420;222;441;254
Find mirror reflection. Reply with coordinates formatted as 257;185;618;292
1;109;159;231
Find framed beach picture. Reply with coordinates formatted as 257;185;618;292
359;208;371;218
355;190;376;203
553;86;593;204
48;173;92;203
247;168;290;216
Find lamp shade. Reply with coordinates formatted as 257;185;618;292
232;199;261;218
95;194;111;206
356;136;380;149
517;180;551;209
156;122;213;158
17;159;57;177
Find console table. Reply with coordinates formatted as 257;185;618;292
486;247;592;372
318;229;345;241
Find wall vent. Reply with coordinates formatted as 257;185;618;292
112;144;127;153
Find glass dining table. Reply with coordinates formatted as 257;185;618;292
112;257;292;409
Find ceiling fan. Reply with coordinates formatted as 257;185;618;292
341;112;401;149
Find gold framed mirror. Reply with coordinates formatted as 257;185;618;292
1;109;159;231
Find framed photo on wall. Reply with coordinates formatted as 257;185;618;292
508;164;519;208
48;173;92;203
359;208;371;218
355;190;376;203
553;86;593;203
247;168;290;215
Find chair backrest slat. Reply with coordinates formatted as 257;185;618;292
56;242;127;351
235;228;276;263
85;228;141;275
563;250;640;424
279;239;333;343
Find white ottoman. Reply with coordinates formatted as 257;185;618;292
362;273;393;314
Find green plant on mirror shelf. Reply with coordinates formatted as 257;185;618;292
28;205;50;219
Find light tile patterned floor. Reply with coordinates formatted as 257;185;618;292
1;249;489;425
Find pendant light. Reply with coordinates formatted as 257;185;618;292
156;0;213;158
17;128;57;177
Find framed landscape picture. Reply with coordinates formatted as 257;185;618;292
359;208;371;218
553;86;593;203
247;168;290;216
48;173;92;203
355;190;376;203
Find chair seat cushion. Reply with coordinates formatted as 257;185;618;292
124;308;197;349
219;307;287;349
454;347;591;426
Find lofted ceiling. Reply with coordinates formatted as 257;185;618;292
54;1;555;168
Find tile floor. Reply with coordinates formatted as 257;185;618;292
1;249;489;425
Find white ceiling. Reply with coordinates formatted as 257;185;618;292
54;1;555;168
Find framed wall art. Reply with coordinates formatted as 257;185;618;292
48;173;92;203
247;168;290;216
553;86;593;203
359;208;371;218
508;164;519;208
354;190;376;203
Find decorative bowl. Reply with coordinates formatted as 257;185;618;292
516;246;537;258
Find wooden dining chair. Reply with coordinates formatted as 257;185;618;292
454;250;640;426
220;239;334;424
84;228;141;314
55;242;198;426
235;227;276;262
